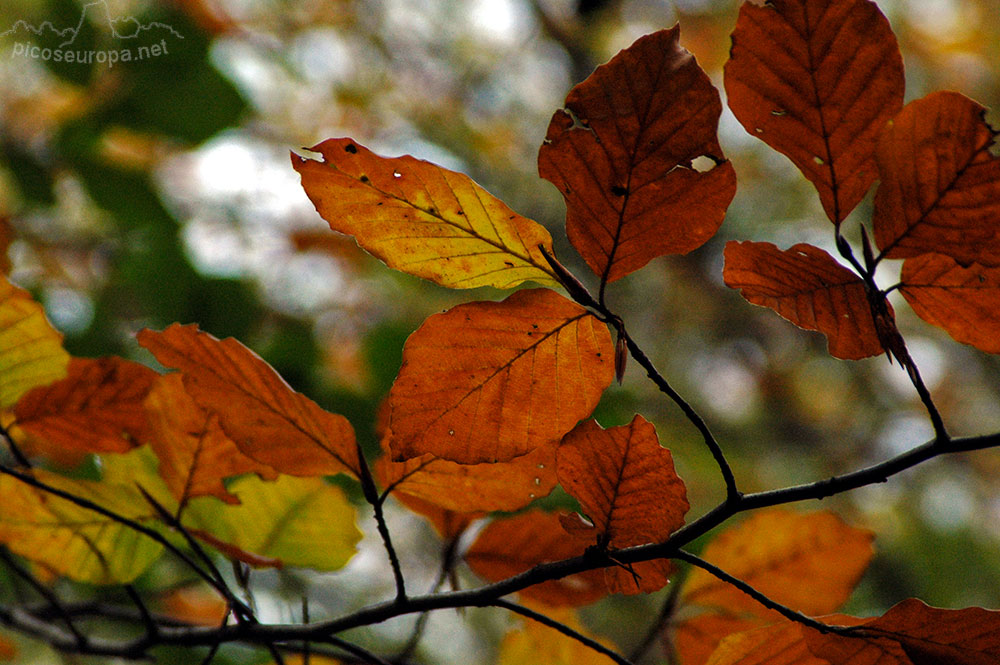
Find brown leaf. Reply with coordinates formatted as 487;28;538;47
13;357;157;465
137;324;358;477
724;0;904;223
899;254;1000;353
704;616;866;665
145;373;278;506
723;241;884;359
557;415;688;594
387;288;613;464
465;510;606;607
873;91;1000;266
293;138;558;290
538;26;736;283
376;438;557;514
674;614;758;665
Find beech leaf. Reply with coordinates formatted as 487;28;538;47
724;0;904;223
723;241;885;359
538;26;736;283
899;254;1000;354
137;324;358;477
557;415;688;594
498;609;618;665
387;288;613;464
0;275;69;408
293;138;558;290
874;91;1000;266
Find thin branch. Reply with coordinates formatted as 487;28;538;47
493;599;635;665
396;530;463;660
628;575;683;663
0;548;85;644
126;585;158;639
356;441;407;602
673;550;852;635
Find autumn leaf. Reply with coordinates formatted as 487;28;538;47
0;275;69;408
293;138;558;289
376;438;557;514
182;474;361;572
538;26;736;283
145;373;278;507
557;415;688;594
873;91;1000;266
498;609;617;665
0;468;163;584
137;324;358;477
704;615;865;665
388;492;481;542
11;356;157;465
723;241;885;359
676;509;874;665
387;288;613;464
159;585;229;627
465;510;606;607
724;0;904;223
898;254;1000;354
0;634;15;661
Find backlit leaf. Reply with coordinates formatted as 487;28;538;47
376;438;557;514
873;92;1000;266
183;474;361;572
899;254;1000;353
538;26;736;283
498;609;617;665
723;241;884;359
137;324;358;477
0;469;163;584
465;510;606;607
145;373;278;507
387;288;613;464
0;275;68;408
724;0;904;222
557;415;688;594
705;616;864;665
293;138;558;290
12;357;157;465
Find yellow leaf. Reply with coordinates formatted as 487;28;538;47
182;475;361;572
498;608;617;665
0;275;68;408
293;138;559;290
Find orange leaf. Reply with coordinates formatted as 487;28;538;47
159;586;229;627
538;26;736;283
705;616;866;665
137;324;358;477
387;288;613;464
465;510;606;607
376;439;557;513
388;492;481;541
874;91;1000;266
0;634;15;661
674;614;758;665
724;0;903;223
899;254;1000;353
557;415;688;594
723;241;884;359
293;138;557;290
13;356;157;465
145;373;278;506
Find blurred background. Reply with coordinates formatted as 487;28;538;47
1;0;999;663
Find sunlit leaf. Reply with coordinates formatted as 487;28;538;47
137;324;358;477
723;241;884;359
465;510;606;607
293;138;558;289
874;91;1000;266
183;474;361;571
145;373;278;506
538;26;735;282
724;0;903;222
899;254;1000;353
498;608;618;665
0;275;68;408
387;288;613;464
12;357;157;465
557;415;687;594
0;469;163;585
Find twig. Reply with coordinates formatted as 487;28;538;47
0;548;86;644
672;551;852;635
126;585;158;639
356;441;407;601
395;530;463;660
493;599;635;665
628;575;683;662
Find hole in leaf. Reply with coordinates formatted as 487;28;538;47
692;155;718;173
814;156;825;165
393;171;402;178
344;143;358;153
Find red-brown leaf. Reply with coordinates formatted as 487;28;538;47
724;0;904;223
723;241;884;359
538;26;736;283
873;91;1000;266
899;254;1000;353
137;324;358;477
13;357;157;464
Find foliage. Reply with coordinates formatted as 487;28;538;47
0;0;999;664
